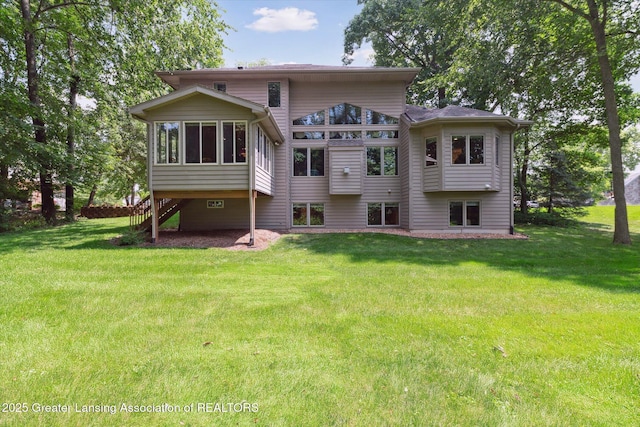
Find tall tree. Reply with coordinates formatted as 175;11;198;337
544;0;638;243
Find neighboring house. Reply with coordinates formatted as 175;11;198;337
624;172;640;205
130;65;531;243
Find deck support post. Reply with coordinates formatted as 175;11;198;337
151;193;159;243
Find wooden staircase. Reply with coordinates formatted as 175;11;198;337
130;196;188;231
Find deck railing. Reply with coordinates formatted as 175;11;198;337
130;195;151;230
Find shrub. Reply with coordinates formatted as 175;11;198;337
514;207;586;227
116;228;147;246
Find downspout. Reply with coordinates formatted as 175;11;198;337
509;123;522;235
248;114;270;246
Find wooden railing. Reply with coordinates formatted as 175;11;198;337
130;195;151;230
130;196;186;231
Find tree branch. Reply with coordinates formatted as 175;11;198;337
545;0;590;20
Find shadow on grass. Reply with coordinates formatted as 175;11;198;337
281;226;640;294
0;219;128;253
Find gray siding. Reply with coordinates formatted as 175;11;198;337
255;166;273;195
153;165;248;191
406;124;515;233
329;147;364;195
180;198;249;230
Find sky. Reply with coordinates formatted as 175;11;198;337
215;0;371;67
214;0;639;92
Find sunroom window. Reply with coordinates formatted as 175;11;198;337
155;122;179;164
185;122;217;163
222;122;246;164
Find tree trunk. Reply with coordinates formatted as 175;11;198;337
586;0;631;244
20;0;56;223
66;35;79;222
437;87;447;108
86;184;97;207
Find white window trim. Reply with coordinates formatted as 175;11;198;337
154;121;181;165
366;146;399;177
183;121;218;165
292;202;325;227
292;147;325;177
367;202;400;227
448;200;481;227
221;120;248;165
451;135;486;166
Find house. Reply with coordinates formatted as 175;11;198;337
130;65;531;243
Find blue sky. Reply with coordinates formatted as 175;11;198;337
214;0;639;91
215;0;371;67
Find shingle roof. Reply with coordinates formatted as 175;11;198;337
404;104;532;128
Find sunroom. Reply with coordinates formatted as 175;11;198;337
130;85;284;243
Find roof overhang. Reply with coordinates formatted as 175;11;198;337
403;114;534;131
129;85;284;143
156;66;421;89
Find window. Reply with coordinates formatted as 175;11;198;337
155;122;179;164
268;82;281;107
367;147;397;176
367;202;399;226
213;82;226;92
425;137;437;166
293;148;324;176
185;122;217;164
293;110;325;126
329;131;362;140
222;122;246;163
366;130;399;139
452;135;484;165
293;132;324;140
366;109;398;125
495;136;500;166
449;201;480;227
329;103;361;125
292;203;324;227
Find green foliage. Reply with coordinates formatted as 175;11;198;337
514;207;586;227
115;228;146;246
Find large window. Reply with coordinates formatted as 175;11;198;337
293;148;324;176
367;202;399;226
293;110;325;126
452;135;484;165
222;122;246;164
185;122;217;163
425;137;437;166
329;103;361;125
268;82;281;107
292;203;324;227
155;122;180;164
366;109;399;125
367;147;397;176
449;201;480;227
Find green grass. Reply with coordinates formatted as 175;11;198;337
1;207;639;426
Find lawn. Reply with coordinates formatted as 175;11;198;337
0;206;639;426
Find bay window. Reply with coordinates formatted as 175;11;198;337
452;135;484;165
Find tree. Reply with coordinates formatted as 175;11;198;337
541;0;639;244
343;0;467;106
5;0;229;224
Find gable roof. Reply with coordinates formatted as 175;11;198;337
129;85;284;143
404;104;533;129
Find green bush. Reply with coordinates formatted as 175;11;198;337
116;228;147;246
514;207;586;227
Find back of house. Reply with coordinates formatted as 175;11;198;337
130;65;530;242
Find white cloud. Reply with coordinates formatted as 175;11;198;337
246;7;318;33
345;45;375;65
